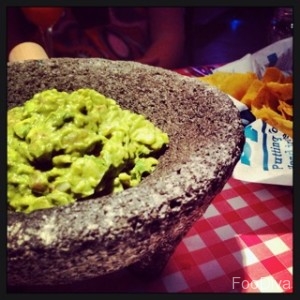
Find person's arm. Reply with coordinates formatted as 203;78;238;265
7;7;34;58
8;42;49;62
136;8;186;69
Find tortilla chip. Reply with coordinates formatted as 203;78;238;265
268;117;293;138
266;82;293;101
262;67;285;83
251;106;293;138
266;94;281;113
198;67;293;138
240;79;266;108
278;100;293;120
199;71;257;100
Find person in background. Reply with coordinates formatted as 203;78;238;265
7;7;186;69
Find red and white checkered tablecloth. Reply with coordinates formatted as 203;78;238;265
155;177;293;293
20;177;292;293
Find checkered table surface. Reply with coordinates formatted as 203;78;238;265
156;177;293;293
18;177;292;293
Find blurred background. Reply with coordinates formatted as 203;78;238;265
184;7;289;66
7;7;293;67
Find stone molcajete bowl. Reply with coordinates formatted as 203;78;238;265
7;58;244;287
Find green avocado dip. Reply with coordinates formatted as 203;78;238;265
8;88;169;214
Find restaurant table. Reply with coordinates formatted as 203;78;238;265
10;65;293;294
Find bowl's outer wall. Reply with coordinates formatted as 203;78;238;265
7;58;244;286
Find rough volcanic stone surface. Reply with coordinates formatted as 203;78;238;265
7;58;245;286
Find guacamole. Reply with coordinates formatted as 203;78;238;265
8;88;169;213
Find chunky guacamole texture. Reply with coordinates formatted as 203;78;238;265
8;88;169;214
